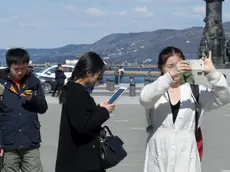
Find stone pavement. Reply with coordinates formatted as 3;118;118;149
39;95;230;172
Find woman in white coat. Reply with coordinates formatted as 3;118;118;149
139;46;230;172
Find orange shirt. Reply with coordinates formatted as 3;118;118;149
10;80;21;94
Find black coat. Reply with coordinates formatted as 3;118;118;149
55;70;66;85
55;82;109;172
0;68;48;150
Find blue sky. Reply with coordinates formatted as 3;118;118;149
0;0;230;48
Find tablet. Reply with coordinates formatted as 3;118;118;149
108;87;127;104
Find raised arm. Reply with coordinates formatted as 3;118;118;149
140;60;192;109
139;72;174;109
199;70;230;111
198;51;230;111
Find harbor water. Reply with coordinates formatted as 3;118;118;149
34;67;158;84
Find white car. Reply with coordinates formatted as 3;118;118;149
36;64;74;79
36;64;75;93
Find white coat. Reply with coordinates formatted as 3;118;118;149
139;70;230;172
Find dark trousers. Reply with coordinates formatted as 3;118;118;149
115;75;119;84
52;83;63;97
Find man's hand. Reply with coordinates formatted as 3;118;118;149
21;93;33;101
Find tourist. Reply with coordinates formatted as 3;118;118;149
52;64;66;97
114;65;119;84
139;46;230;172
118;66;125;83
55;52;115;172
0;48;48;172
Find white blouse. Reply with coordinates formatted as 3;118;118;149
139;70;230;172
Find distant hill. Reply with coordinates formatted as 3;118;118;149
0;21;230;64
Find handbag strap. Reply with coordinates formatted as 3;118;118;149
101;126;113;137
190;84;200;130
88;126;113;140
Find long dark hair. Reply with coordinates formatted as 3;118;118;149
59;52;105;104
158;46;185;75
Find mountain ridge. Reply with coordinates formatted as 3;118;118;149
0;22;229;64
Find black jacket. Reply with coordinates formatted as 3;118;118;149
55;82;109;172
0;68;48;150
55;70;66;85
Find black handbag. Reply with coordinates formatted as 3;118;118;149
99;126;127;169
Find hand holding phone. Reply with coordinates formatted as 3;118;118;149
186;59;204;71
24;90;32;95
21;90;33;101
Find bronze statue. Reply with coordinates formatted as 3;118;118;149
199;0;227;67
225;37;230;63
198;36;208;57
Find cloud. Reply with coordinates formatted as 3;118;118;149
0;16;18;23
135;6;148;13
172;12;183;16
223;12;230;21
116;11;127;16
64;5;78;13
139;0;185;3
192;6;205;15
74;0;185;3
134;6;153;17
84;8;106;16
1;0;230;48
172;5;205;19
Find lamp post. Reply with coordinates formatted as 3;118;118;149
198;0;229;68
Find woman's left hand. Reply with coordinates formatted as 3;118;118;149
100;100;109;107
201;51;215;74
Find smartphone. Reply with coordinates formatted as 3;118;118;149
24;90;32;94
108;87;127;104
187;59;204;71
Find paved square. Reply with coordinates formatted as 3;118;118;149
39;95;230;172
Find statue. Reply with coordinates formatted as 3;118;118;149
198;36;208;57
199;0;226;67
225;37;230;63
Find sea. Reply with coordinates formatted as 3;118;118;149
33;67;158;84
104;67;158;83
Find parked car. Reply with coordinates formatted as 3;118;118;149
38;76;56;94
36;64;74;94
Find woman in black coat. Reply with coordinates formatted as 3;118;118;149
55;52;115;172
